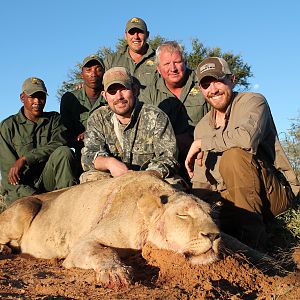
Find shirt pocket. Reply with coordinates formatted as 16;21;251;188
38;133;50;146
131;143;155;167
12;136;33;156
184;101;207;126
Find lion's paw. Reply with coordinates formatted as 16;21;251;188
96;264;132;289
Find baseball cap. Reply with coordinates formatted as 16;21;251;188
196;57;232;83
21;77;47;96
103;67;132;91
82;54;105;69
125;17;147;33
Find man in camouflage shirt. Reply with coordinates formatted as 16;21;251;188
0;77;78;205
104;17;157;99
81;67;178;179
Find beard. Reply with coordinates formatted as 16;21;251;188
206;91;232;112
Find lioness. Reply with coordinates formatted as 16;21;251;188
0;172;220;288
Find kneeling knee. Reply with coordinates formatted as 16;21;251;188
52;146;74;159
219;148;252;175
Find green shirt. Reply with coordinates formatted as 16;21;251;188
81;100;179;178
0;108;68;198
60;87;106;150
142;69;210;135
104;44;157;97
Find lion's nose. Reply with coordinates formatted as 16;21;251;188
200;232;220;242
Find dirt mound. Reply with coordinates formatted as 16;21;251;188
0;243;299;299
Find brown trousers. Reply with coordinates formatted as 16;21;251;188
193;148;294;250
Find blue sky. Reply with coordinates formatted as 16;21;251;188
1;0;299;136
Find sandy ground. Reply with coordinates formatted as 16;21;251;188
0;243;299;300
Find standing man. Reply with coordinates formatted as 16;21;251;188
81;67;178;180
143;41;210;180
185;57;299;250
60;54;106;160
104;17;157;98
0;77;78;205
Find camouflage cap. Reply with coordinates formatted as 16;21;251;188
21;77;47;96
125;17;147;33
82;54;105;69
196;57;232;83
103;67;132;91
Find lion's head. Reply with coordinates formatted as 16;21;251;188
137;191;220;265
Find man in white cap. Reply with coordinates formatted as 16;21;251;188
185;57;299;250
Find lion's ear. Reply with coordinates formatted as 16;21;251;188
137;193;164;223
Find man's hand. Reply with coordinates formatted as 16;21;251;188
94;156;130;177
8;156;27;185
185;139;202;179
77;132;85;142
108;159;130;177
196;150;204;167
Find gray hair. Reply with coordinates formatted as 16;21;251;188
155;41;186;65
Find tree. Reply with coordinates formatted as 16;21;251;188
57;36;252;99
185;39;252;91
281;113;300;178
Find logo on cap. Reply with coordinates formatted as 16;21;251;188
126;17;147;33
196;57;232;83
22;77;47;96
199;63;216;74
103;67;132;92
31;77;41;84
130;17;140;23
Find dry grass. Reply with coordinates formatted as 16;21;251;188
276;204;300;241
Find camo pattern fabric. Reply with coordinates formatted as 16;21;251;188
81;100;179;178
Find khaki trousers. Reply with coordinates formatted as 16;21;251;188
193;148;294;250
219;148;292;217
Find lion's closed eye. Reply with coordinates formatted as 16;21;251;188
176;213;190;219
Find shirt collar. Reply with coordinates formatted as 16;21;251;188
16;108;50;125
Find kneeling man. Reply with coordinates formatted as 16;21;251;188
0;77;78;206
81;67;179;181
185;57;299;250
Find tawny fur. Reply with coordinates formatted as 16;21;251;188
0;171;220;288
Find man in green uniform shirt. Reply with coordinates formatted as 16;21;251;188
143;41;210;180
0;77;78;205
104;17;157;98
60;54;106;160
